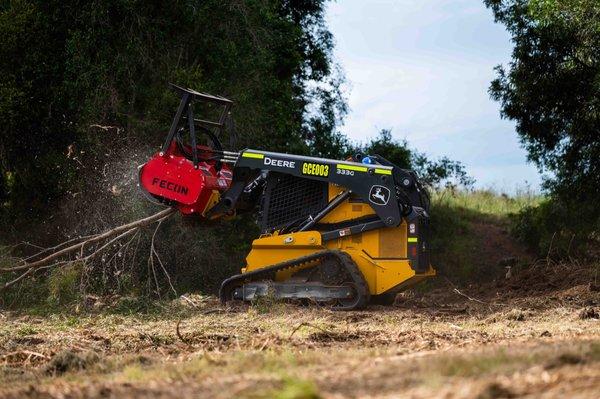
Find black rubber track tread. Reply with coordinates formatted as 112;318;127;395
219;250;370;310
333;251;370;310
219;250;331;303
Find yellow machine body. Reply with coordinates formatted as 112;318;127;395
243;184;435;296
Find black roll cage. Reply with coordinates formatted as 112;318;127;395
160;84;233;167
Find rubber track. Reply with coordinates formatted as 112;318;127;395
219;250;370;310
334;251;370;310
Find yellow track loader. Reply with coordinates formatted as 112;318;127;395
139;85;435;310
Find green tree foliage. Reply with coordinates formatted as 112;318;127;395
0;1;78;212
0;0;347;217
359;129;474;188
485;0;600;256
359;129;412;169
485;0;600;200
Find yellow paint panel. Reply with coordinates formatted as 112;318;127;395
241;214;435;296
201;190;221;216
375;168;392;175
373;259;416;294
242;152;264;159
337;164;368;172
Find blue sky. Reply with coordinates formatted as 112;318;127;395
326;0;543;192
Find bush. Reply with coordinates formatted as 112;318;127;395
511;198;600;259
47;262;83;306
429;198;475;280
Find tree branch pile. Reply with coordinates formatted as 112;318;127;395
0;208;176;291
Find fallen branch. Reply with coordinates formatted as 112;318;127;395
1;208;176;291
1;350;50;360
2;262;68;291
180;295;199;308
22;234;96;263
176;319;191;345
1;208;175;274
147;217;177;298
452;288;488;305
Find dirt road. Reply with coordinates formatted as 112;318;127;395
1;261;598;398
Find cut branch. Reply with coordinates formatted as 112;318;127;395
22;234;96;262
1;208;175;273
2;262;68;291
1;208;176;291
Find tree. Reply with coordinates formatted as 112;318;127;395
360;129;412;169
359;129;474;188
484;0;600;202
485;0;600;256
0;0;347;218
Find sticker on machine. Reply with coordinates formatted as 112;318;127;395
369;185;390;206
339;228;351;237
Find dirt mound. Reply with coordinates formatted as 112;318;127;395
43;350;100;376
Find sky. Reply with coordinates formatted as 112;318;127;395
326;0;543;192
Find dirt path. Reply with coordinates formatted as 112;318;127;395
469;220;532;267
1;260;598;398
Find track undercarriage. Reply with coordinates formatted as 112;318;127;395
221;250;370;310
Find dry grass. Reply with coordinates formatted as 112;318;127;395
431;188;542;218
1;271;599;398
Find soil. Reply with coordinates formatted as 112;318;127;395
0;256;598;399
469;220;532;268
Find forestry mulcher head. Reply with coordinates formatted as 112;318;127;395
139;84;435;310
139;84;235;216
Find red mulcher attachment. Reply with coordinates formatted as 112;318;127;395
139;85;236;217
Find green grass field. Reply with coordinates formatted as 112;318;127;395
431;187;542;219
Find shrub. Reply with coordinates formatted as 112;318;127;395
47;262;83;306
511;198;599;259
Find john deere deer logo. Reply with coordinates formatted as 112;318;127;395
369;185;390;206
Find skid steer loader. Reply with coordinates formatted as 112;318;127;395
139;85;435;310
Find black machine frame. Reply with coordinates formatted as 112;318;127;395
160;84;233;167
162;84;431;273
206;149;431;272
208;149;426;226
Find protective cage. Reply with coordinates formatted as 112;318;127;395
258;172;328;233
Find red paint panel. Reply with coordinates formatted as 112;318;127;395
140;154;205;205
139;143;233;217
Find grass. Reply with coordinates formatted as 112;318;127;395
0;272;599;398
3;326;596;397
47;261;83;306
271;377;321;399
429;188;542;281
438;340;600;377
431;187;542;219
